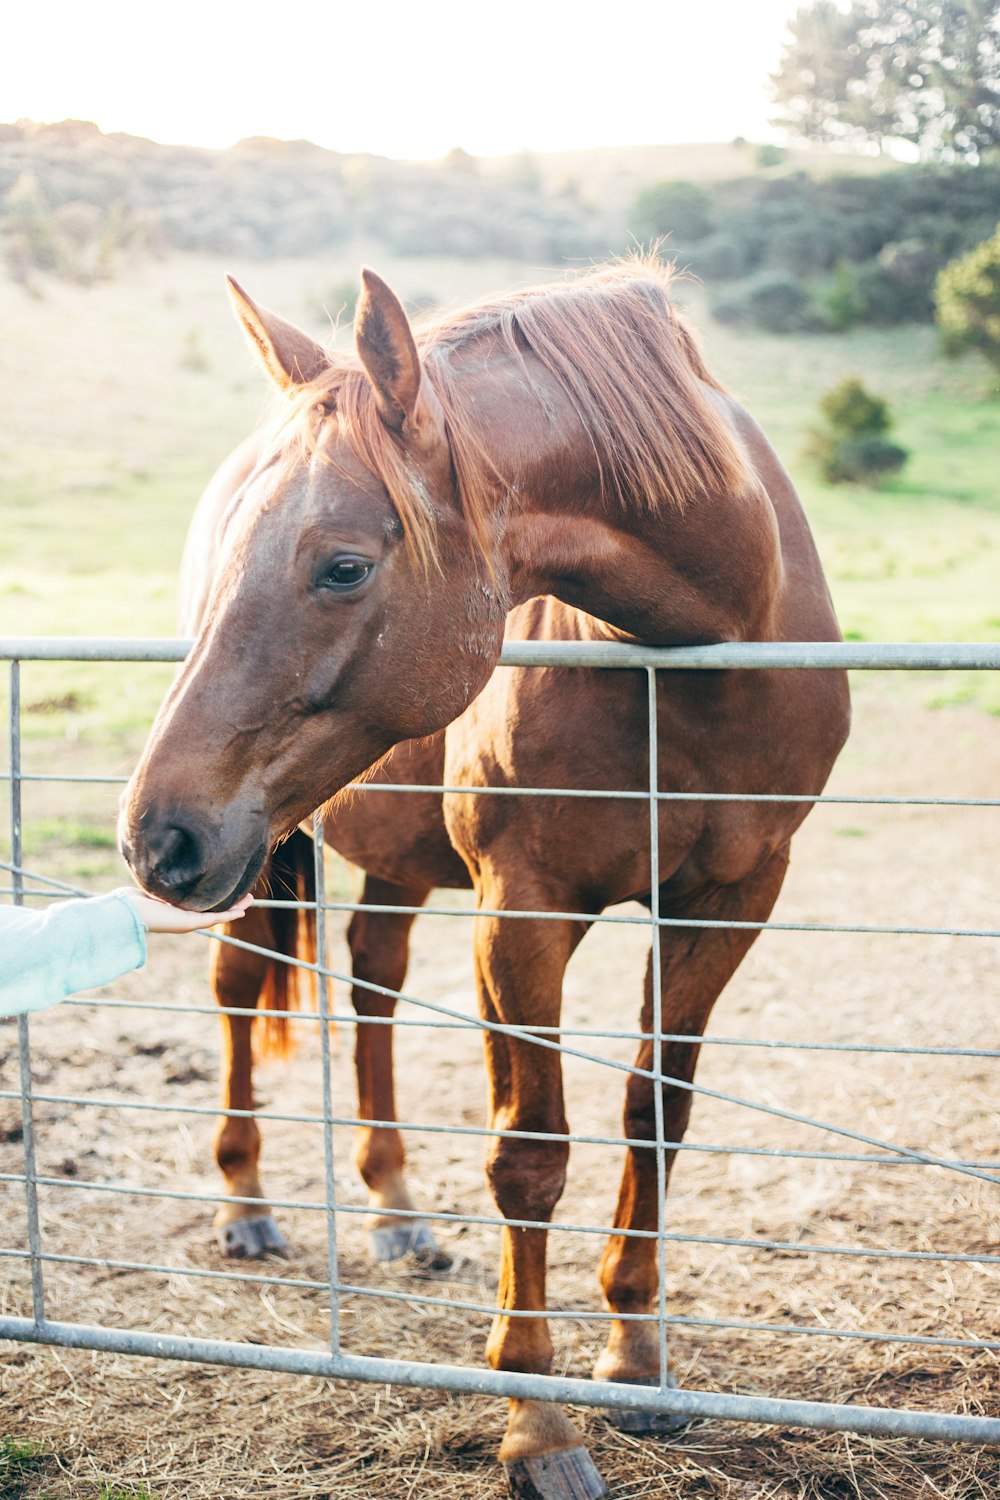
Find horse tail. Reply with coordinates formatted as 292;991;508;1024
259;827;318;1059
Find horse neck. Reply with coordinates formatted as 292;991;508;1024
453;353;784;648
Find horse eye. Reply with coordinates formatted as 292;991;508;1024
317;557;374;592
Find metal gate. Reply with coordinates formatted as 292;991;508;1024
2;636;999;1446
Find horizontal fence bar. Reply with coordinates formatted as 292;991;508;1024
0;638;192;662
2;1317;999;1445
5;1221;998;1277
6;859;999;940
5;1165;1000;1262
318;894;1000;941
5;860;999;941
2;637;1000;669
20;991;1000;1064
6;1130;1000;1177
6;1089;1000;1176
0;1267;994;1345
0;1247;330;1293
4;771;1000;811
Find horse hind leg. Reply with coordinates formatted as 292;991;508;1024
211;904;288;1259
594;847;791;1433
348;874;451;1269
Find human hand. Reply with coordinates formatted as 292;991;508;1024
116;888;254;933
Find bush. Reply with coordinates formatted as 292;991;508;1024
818;376;891;436
712;269;816;332
808;376;908;485
935;223;1000;371
631;166;1000;328
846;240;940;325
755;143;786;169
822;434;910;483
765;215;845;275
690;232;752;280
631;180;715;243
819;262;866;331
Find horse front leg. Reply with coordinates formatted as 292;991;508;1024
473;882;605;1499
348;874;451;1268
594;848;791;1429
211;903;288;1258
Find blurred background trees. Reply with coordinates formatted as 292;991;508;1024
772;0;1000;161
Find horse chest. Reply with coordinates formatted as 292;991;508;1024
441;662;829;905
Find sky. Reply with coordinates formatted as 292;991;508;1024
3;0;804;159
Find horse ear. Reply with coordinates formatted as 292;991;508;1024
355;268;440;437
226;276;330;390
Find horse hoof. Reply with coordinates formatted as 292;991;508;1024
503;1447;607;1499
369;1221;453;1271
216;1215;288;1259
597;1371;689;1435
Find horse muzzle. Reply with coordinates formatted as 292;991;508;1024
118;799;268;912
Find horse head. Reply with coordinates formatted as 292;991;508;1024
120;271;506;909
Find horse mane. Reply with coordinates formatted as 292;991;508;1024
278;255;756;571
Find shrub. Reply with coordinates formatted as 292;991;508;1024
765;216;844;275
632;166;1000;328
755;143;787;169
818;376;891;436
847;240;940;325
808;377;908;485
819;262;866;331
1;170;65;275
935;223;1000;371
631;180;715;243
712;269;816;332
690;232;752;280
821;434;910;483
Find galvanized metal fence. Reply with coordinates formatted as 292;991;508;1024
1;636;999;1447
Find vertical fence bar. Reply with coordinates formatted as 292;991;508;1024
312;811;341;1355
10;660;46;1324
647;667;669;1389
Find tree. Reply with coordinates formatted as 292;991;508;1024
771;2;870;146
935;222;1000;368
771;0;1000;161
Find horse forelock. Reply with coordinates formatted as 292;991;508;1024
258;365;443;575
267;255;757;576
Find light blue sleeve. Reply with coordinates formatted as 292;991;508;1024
0;891;147;1016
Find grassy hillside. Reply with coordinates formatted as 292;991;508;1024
519;139;891;211
1;122;902;279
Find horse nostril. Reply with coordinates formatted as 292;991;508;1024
154;822;206;895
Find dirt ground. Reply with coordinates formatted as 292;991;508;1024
2;687;999;1499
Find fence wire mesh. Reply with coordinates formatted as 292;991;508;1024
1;637;999;1446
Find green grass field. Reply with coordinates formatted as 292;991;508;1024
1;250;998;881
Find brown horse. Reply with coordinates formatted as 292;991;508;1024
121;259;850;1498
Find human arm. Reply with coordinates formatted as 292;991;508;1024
0;889;252;1017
